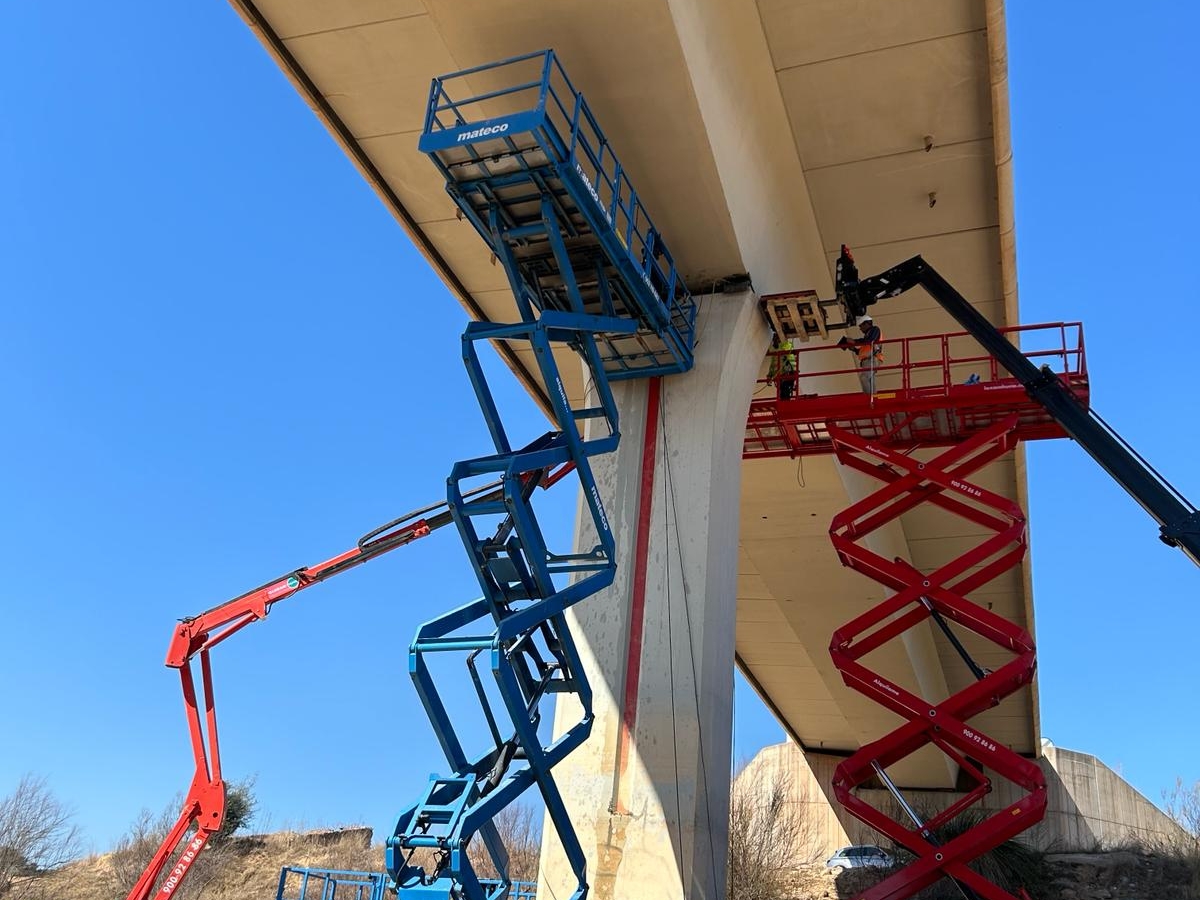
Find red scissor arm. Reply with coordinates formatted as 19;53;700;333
123;492;478;900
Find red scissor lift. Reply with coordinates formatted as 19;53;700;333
744;322;1089;900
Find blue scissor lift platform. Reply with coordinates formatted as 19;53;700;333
418;50;697;380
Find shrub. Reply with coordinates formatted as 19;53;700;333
0;774;80;899
727;765;820;900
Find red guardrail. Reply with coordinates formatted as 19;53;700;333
760;322;1086;400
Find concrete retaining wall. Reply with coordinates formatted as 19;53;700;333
735;740;1185;857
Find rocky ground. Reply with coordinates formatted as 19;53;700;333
781;849;1197;899
1039;850;1197;900
14;834;1199;899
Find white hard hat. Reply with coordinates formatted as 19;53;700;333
858;314;873;324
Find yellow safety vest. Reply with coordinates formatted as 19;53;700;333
770;340;795;375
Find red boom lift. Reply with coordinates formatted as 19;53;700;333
123;488;501;900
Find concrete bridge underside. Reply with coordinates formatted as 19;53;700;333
222;0;1040;894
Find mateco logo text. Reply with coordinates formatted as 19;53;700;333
456;123;509;142
555;376;571;415
575;162;614;227
641;271;662;302
591;485;610;533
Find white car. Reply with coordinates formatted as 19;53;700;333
826;845;894;872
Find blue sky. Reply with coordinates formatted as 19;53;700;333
1;2;1197;855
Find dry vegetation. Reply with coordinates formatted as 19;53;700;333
2;770;543;900
466;804;541;884
28;828;380;900
0;775;81;899
1159;776;1200;897
726;765;822;900
1;773;381;900
5;771;1200;899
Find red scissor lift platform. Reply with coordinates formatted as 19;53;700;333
743;322;1089;900
745;322;1088;458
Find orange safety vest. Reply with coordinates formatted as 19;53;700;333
854;328;883;362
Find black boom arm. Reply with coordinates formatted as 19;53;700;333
835;245;1200;566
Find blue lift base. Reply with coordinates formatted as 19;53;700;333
277;866;536;900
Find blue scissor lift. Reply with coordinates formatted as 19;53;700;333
383;51;698;900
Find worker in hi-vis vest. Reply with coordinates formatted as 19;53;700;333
838;314;883;395
769;333;796;400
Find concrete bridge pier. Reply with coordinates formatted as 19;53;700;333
537;291;768;900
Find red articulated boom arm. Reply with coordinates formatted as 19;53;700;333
123;487;498;900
